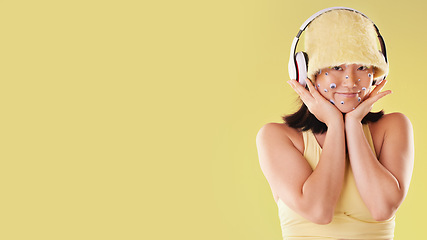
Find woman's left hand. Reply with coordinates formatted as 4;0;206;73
345;79;392;122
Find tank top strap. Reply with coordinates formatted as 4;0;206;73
362;124;377;156
302;130;322;169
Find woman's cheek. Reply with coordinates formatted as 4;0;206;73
357;75;373;100
316;79;334;97
317;83;334;102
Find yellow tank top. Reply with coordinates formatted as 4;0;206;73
277;124;395;240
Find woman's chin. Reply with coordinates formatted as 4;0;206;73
336;104;357;113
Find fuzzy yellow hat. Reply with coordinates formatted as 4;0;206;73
305;9;388;81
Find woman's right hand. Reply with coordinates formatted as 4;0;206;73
287;79;343;126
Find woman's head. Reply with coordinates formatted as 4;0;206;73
315;64;374;113
284;8;387;132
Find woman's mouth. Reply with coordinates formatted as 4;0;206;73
336;92;359;98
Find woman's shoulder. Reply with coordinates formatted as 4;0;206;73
369;112;412;132
256;122;304;154
369;112;413;154
256;122;299;140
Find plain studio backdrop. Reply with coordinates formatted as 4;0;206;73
0;0;425;239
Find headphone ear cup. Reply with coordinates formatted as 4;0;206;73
288;53;297;81
295;52;309;86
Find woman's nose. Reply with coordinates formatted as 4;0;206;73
342;71;358;88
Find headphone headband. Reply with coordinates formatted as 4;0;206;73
299;7;371;32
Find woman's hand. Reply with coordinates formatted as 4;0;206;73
288;79;343;126
345;79;392;123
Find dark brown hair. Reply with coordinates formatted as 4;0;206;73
282;102;384;134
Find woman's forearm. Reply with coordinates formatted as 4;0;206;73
300;119;346;222
345;120;402;221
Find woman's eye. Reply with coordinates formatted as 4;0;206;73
332;66;342;70
358;66;368;70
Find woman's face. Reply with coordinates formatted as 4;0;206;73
315;64;374;113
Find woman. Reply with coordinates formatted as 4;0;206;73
256;8;414;240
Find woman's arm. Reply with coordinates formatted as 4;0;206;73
256;79;347;224
345;112;414;221
256;120;346;224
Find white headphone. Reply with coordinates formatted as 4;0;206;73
288;7;388;86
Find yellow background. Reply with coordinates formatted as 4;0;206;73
0;0;425;239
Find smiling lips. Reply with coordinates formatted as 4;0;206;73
336;92;359;98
